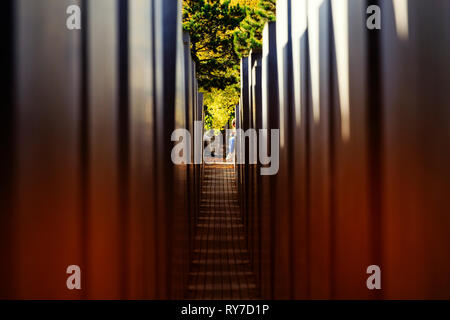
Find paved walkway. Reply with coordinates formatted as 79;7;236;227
187;164;257;299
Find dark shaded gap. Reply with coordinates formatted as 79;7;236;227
80;0;90;300
118;0;130;298
366;0;383;300
281;0;295;299
0;0;15;299
328;0;338;299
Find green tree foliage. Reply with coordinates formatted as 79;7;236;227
234;0;276;57
204;86;239;129
182;0;276;129
182;0;246;91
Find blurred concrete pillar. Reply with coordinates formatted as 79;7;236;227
13;0;84;299
129;0;156;299
290;0;309;299
380;0;450;299
274;0;294;299
328;0;373;299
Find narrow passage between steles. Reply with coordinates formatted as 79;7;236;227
187;164;257;299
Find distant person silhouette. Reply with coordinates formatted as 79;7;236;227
226;119;236;161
